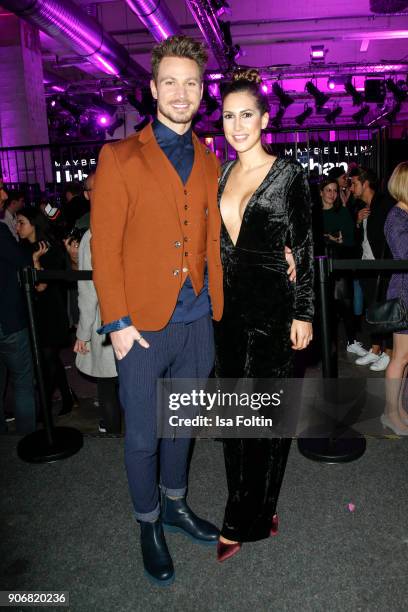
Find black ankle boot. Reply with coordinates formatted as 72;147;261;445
161;494;219;545
139;520;174;586
58;387;79;416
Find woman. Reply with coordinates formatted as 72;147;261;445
0;182;7;220
319;178;363;357
16;207;76;417
74;228;121;434
382;161;408;435
215;70;314;561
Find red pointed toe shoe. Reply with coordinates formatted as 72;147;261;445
216;540;242;562
270;513;279;536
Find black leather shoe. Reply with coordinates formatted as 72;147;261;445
139;520;174;586
161;495;219;545
58;387;79;416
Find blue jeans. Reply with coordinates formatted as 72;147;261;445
353;280;364;316
0;325;36;434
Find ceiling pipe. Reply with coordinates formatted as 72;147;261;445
124;0;182;42
185;0;234;72
1;0;148;79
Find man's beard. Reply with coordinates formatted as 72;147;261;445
157;100;198;125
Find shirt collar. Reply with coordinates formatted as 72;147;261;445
152;118;192;146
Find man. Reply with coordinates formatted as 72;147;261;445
63;182;89;230
75;173;94;230
0;223;36;433
0;190;24;240
91;36;223;586
349;166;394;371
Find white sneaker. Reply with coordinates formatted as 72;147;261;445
355;349;381;366
370;353;390;371
346;341;368;357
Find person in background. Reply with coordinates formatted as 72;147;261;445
328;166;355;213
74;239;121;433
74;172;121;434
75;173;94;230
381;162;408;435
350;166;394;372
16;207;78;418
63;182;89;231
0;222;36;434
319;177;363;356
0;190;25;240
0;182;8;220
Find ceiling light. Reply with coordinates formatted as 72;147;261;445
271;107;285;129
352;105;370;123
305;81;329;108
295;104;313;126
325;106;343;124
310;45;326;62
272;83;294;108
344;79;364;105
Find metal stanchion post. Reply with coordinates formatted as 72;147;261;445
17;267;83;463
297;257;366;463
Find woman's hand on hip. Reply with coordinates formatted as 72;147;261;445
284;246;296;282
290;320;313;350
111;325;150;360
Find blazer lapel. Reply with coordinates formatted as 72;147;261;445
138;123;179;215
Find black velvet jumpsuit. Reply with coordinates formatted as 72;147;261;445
214;157;314;542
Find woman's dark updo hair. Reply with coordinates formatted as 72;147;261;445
221;69;270;115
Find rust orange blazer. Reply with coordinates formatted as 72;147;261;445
91;123;223;331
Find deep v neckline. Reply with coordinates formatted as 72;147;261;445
219;157;279;248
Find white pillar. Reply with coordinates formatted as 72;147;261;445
0;13;51;187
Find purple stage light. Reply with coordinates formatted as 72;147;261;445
261;84;268;94
98;115;109;126
328;79;336;90
50;100;56;107
51;85;65;93
116;94;123;102
310;45;325;62
208;73;223;80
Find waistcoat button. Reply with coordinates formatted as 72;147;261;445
173;269;180;276
184;220;189;226
182;267;189;273
174;241;181;248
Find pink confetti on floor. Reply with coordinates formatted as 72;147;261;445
347;503;356;512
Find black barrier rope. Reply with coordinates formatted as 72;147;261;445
297;256;408;464
17;259;408;464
